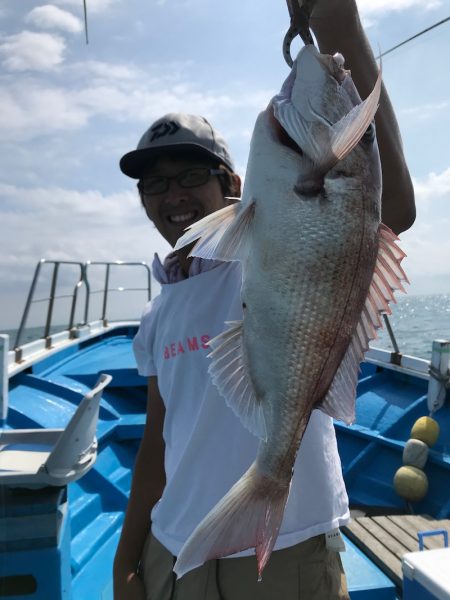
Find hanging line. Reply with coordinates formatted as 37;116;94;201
377;15;450;59
83;0;89;44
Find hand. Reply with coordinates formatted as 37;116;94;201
113;570;146;600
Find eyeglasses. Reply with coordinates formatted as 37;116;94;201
140;167;224;196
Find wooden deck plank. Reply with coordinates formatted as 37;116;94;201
343;514;450;589
356;517;411;559
372;516;418;553
389;515;450;550
387;515;432;549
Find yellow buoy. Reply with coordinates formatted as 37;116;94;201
393;465;428;502
410;416;440;447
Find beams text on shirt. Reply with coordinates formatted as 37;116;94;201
163;334;211;360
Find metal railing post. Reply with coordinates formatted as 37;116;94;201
44;262;60;346
0;334;8;423
82;263;90;326
14;260;46;351
382;314;402;365
145;263;152;301
101;264;111;326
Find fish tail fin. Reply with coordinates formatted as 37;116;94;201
173;462;290;580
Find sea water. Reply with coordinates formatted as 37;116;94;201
374;293;450;360
2;293;450;361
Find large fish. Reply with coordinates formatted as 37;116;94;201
173;45;407;579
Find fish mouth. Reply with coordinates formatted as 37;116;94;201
270;45;356;160
315;51;349;83
269;45;350;157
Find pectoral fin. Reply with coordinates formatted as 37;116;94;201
174;200;255;262
208;320;267;441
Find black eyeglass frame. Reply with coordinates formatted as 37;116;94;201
138;167;224;196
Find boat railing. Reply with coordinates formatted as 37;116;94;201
85;261;152;327
13;259;151;359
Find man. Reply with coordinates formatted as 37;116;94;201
113;2;415;598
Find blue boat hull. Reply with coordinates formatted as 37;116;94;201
2;325;449;599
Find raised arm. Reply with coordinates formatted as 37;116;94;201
310;0;416;234
113;376;166;599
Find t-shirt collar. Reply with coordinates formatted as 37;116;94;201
152;251;222;284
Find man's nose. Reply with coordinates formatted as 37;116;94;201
162;181;189;206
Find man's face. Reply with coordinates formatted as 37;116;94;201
141;157;229;247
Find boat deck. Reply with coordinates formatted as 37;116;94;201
343;513;450;590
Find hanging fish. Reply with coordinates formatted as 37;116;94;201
174;44;407;579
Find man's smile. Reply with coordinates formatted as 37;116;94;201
167;210;199;224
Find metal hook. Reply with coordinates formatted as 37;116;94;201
283;0;315;67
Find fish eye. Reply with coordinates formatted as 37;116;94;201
363;122;375;143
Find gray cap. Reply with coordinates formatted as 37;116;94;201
120;113;235;178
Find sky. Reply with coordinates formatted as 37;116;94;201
0;0;449;330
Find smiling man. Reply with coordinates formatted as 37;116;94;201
114;111;355;600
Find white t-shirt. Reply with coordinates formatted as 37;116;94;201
133;260;349;558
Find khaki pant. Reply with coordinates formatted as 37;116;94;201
140;533;349;600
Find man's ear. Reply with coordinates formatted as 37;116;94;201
139;190;155;223
231;173;242;197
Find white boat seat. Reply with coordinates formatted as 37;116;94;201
0;373;112;488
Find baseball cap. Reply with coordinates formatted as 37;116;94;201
120;113;235;178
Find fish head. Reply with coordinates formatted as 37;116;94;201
242;44;382;206
287;44;381;194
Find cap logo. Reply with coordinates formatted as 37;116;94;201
150;120;180;142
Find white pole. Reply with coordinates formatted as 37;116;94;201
0;334;9;423
427;339;450;414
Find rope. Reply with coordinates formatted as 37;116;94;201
377;16;450;59
429;365;450;388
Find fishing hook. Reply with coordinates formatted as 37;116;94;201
283;0;315;67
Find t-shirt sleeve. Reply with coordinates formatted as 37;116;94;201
133;298;160;376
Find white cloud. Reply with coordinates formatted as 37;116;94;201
0;61;270;141
0;181;171;328
412;166;450;209
0;30;66;71
357;0;442;16
25;5;83;34
54;0;119;14
401;217;450;295
72;59;141;81
399;101;450;122
0;82;88;141
399;166;450;293
0;183;169;282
